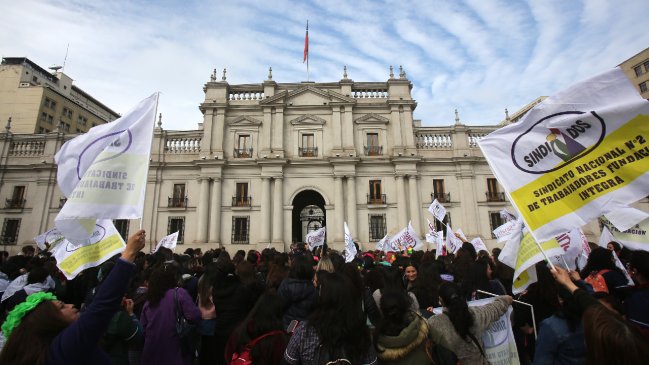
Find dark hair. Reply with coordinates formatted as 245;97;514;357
308;272;371;364
236;261;257;287
375;289;412;342
288;255;314;281
381;267;407;292
411;261;441;308
439;281;473;339
582;305;649;364
630;250;649;280
462;257;492;300
581;247;622;278
0;301;69;365
232;292;287;365
607;241;622;253
27;266;49;285
592;292;625;316
146;263;180;306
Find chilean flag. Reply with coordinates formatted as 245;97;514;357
303;21;309;63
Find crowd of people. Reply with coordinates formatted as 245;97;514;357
0;231;648;365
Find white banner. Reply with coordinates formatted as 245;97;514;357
455;228;468;242
493;221;519;243
428;199;447;222
605;207;649;232
599;216;649;252
50;220;126;279
343;222;357;263
434;297;519;365
471;237;489;253
500;209;517;222
55;93;158;241
445;224;463;254
478;68;649;242
306;227;326;250
388;221;424;251
153;231;179;253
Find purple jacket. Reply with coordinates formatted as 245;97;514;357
46;258;136;365
140;287;201;365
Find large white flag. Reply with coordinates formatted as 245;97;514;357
49;220;126;279
306;226;326;250
428;199;447;222
445;224;463;254
343;222;357;263
425;219;443;249
388;221;424;251
153;231;179;253
605;207;649;232
55;93;158;240
478;68;649;242
599;216;649;251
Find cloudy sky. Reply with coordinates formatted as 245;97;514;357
1;0;648;130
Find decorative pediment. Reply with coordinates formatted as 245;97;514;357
259;90;288;105
354;113;390;125
227;115;262;126
285;86;356;106
289;114;327;125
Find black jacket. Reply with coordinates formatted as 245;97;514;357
277;278;317;328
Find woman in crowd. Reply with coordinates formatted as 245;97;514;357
410;261;442;316
626;250;649;338
0;230;146;365
428;281;512;365
462;257;506;301
140;262;201;365
277;254;317;329
374;289;432;364
373;267;419;314
284;272;377;365
580;247;627;294
224;292;288;365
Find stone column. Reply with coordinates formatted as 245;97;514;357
396;175;407;228
208;177;222;245
272;108;284;153
195;177;210;243
346;176;357;235
334;176;345;244
272;177;284;244
343;107;354;151
262;107;272;153
391;106;403;151
408;175;421;233
200;109;214;154
260;177;271;244
332;106;342;151
213;109;226;155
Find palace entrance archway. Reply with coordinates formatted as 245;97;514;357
291;190;326;244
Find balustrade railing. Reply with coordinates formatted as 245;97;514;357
9;140;45;156
364;145;383;156
431;192;451;203
165;135;201;153
298;147;318;157
416;132;453;149
168;196;188;208
232;196;252;207
228;91;265;101
352;89;388;98
367;194;387;205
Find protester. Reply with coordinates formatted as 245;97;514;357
625;250;649;338
428;281;512;365
580;247;627;294
277;254;317;329
0;229;145;365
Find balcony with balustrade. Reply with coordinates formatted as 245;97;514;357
367;194;387;206
5;198;25;209
298;147;318;157
431;192;451;203
364;145;383;156
234;148;253;158
486;192;506;202
168;196;189;208
232;196;252;207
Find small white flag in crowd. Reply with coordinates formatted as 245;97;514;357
306;226;326;250
153;231;179;253
445;224;464;254
55;93;158;241
376;234;390;252
470;237;488;253
428;199;447;222
343;222;357;263
493;220;519;243
455;229;468;242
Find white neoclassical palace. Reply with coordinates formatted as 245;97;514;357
0;66;615;253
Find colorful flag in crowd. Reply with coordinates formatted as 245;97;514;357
428;199;447;222
498;218;565;294
49;220;126;279
306;226;326;250
478;68;649;242
55;93;158;241
343;222;357;263
153;231;179;253
599;216;649;251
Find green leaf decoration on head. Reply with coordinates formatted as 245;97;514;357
1;291;57;339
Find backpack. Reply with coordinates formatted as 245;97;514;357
313;344;352;365
585;269;611;293
230;330;284;365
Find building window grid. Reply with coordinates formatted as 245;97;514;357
640;81;648;93
634;65;644;77
299;133;317;157
113;219;130;241
168;216;185;244
368;214;387;241
486;178;505;202
6;186;26;209
232;216;250;244
432;179;449;203
434;214;451;232
368;180;386;204
489;212;505;238
644;60;649;73
1;218;21;245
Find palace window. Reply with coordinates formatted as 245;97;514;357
432;179;449;203
233;183;251;206
368;180;385;204
634;65;644;77
299;133;317;157
640;81;648;93
6;186;25;209
434;213;452;232
235;135;252;157
232;216;250;244
489;212;505;238
114;219;130;241
62;107;72;119
169;183;187;207
168;216;185;244
365;132;382;156
1;218;21;244
369;214;387;241
486;178;505;202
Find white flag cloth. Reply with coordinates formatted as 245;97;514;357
343;222;357;263
153;231;179;253
33;228;66;251
500;209;517;222
605;207;649;232
50;220;126;279
549;229;588;270
470;237;489;253
428;199;447;222
387;222;424;251
445;224;463;254
599;216;649;251
55;93;158;240
306;227;326;250
493;220;519;243
455;229;468;242
433;298;519;365
478;68;649;242
498;218;564;294
376;234;390;252
425;220;441;246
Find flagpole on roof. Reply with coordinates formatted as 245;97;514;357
304;20;309;81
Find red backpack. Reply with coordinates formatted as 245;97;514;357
585;269;611;293
230;330;284;365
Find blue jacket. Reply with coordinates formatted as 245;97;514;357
46;258;135;365
533;314;585;365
